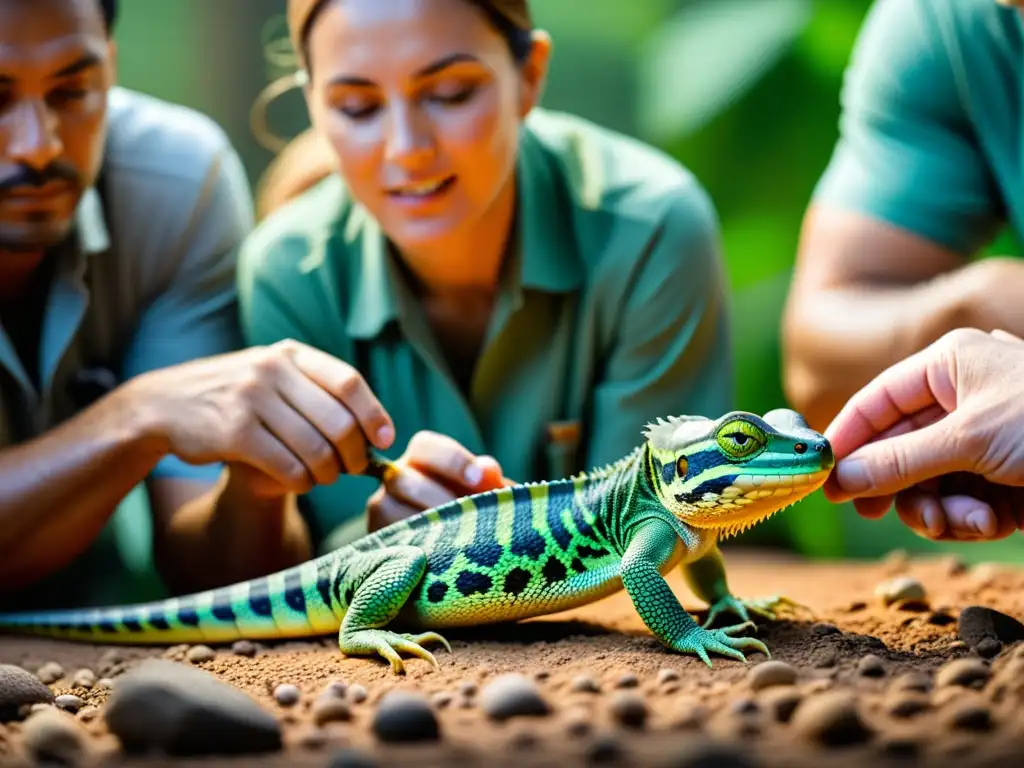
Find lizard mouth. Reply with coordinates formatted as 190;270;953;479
678;468;833;537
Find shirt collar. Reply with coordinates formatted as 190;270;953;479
344;118;583;340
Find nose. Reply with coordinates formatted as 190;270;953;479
383;102;435;170
794;438;834;466
7;99;62;170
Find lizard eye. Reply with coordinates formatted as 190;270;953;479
676;456;688;479
716;420;767;460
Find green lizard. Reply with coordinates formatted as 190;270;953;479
0;408;833;673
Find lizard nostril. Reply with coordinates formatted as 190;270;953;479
794;443;807;454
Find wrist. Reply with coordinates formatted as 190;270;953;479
100;379;173;463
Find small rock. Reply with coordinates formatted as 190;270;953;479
790;690;872;747
21;707;87;765
186;645;215;664
347;684;367;703
564;707;591;737
232;640;257;657
104;659;282;755
614;673;638;689
730;698;758;715
570;675;600;694
657;668;679;685
431;691;453;709
886;695;929;718
273;683;301;708
70;669;96;690
371;690;440;743
323;680;347;699
875;576;926;607
0;664;54;721
813;649;839;669
95;678;114;690
976;638;1003;659
35;662;64;685
890;672;931;694
608;693;647;729
77;706;100;722
480;674;551;721
958;606;1024;648
758;687;802;723
935;659;990;689
748;660;797;691
534;669;550;681
857;655;886;678
54;694;84;714
458;680;478;697
327;746;378;768
943;702;993;731
312;696;351;726
585;733;623;764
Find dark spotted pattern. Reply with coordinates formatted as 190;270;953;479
455;571;492;596
211;588;236;622
426;581;448;603
503;567;532;596
675;474;737;504
464;494;502;568
542;557;568;584
248;580;273;617
509;485;546;559
177;607;200;627
283;570;306;614
545;481;574;550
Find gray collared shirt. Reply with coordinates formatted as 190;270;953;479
0;86;254;608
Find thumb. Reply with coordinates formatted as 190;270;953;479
827;417;967;501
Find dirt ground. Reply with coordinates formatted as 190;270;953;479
2;549;1024;767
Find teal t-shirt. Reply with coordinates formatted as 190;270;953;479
814;0;1024;254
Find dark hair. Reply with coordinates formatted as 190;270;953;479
99;0;118;33
298;0;533;69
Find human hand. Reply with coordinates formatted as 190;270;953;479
822;327;1024;541
366;431;511;532
125;339;395;498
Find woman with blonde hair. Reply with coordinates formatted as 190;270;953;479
238;0;733;550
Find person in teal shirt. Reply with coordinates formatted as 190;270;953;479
783;0;1024;542
238;0;733;550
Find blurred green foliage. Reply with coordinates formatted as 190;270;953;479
110;0;1023;566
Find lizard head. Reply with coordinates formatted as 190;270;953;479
642;408;834;537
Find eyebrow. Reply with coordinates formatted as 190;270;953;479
327;53;482;87
0;51;103;85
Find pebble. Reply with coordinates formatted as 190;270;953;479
104;658;281;755
35;661;64;685
96;678;114;690
570;675;601;694
70;668;96;690
886;694;929;719
758;687;802;723
323;680;348;699
811;623;840;636
958;606;1024;648
479;674;551;721
348;684;368;703
232;640;257;657
54;694;84;714
77;706;100;722
747;660;797;691
790;690;872;747
856;655;886;678
608;692;647;729
890;672;931;694
371;690;440;743
430;691;452;709
614;672;639;689
564;707;591;737
327;746;378;768
273;683;301;708
657;668;680;685
585;733;623;764
875;575;926;607
20;706;87;766
458;680;478;697
186;645;216;664
312;696;352;726
935;658;990;689
943;702;994;732
975;638;1003;659
0;664;54;721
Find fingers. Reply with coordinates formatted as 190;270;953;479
234;423;315;495
367;487;422;532
282;341;395;450
893;490;1010;541
405;432;498;494
823;344;955;460
384;463;459;511
990;328;1024;344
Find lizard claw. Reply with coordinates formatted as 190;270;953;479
702;594;810;629
670;622;770;667
339;629;452;674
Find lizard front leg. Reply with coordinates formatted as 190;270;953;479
682;545;809;629
337;546;451;674
620;520;768;667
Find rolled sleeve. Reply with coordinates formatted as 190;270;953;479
813;0;1003;255
585;181;733;469
121;143;255;480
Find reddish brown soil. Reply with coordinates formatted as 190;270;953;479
2;549;1024;767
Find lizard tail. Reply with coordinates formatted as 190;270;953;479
0;552;346;646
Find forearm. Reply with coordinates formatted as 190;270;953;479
783;268;982;430
152;468;313;594
0;390;167;591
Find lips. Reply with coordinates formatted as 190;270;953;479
385;175;456;199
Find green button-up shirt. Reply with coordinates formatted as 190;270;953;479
814;0;1024;255
238;108;732;550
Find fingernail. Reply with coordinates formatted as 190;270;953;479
922;505;944;537
968;509;996;537
833;458;871;494
464;463;483;486
376;425;394;446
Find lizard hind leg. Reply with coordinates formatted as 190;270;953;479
336;546;451;675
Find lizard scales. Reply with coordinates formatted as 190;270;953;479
0;409;834;672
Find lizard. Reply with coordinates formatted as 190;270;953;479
0;408;834;674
